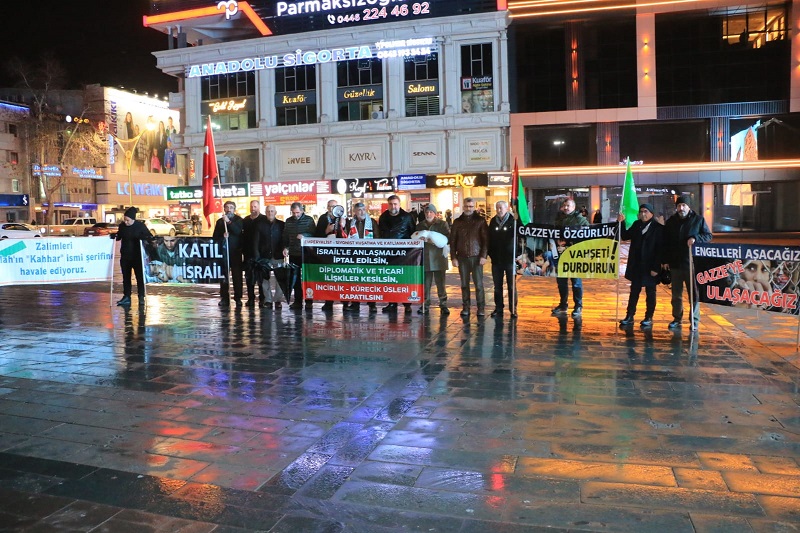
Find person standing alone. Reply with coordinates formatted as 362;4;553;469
115;207;153;306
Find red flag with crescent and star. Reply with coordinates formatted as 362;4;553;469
202;115;218;226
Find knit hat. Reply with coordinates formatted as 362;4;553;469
675;195;691;207
123;207;138;219
424;204;438;213
639;203;654;214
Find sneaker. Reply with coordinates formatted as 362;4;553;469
619;315;634;326
477;308;485;317
571;307;582;318
460;308;470;317
551;305;567;315
668;320;681;329
116;296;131;306
440;306;450;315
490;309;501;318
640;317;653;327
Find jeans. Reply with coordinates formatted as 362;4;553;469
670;267;700;326
556;277;582;308
423;270;448;309
457;256;485;310
491;260;516;311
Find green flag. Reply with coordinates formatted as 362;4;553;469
621;158;639;230
512;158;531;225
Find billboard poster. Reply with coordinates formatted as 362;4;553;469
301;238;423;304
142;237;225;284
693;243;800;315
0;238;113;286
516;222;619;279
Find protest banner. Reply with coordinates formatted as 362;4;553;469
516;222;619;279
301;238;424;304
142;236;225;284
693;243;800;315
0;237;114;286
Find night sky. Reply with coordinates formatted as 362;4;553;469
1;0;175;95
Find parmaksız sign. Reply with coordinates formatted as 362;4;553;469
301;238;423;303
0;238;113;286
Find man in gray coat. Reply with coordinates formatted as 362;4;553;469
414;204;450;315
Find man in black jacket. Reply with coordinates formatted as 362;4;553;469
618;203;663;328
316;199;343;310
115;206;153;306
253;205;286;309
283;202;316;310
212;201;244;308
487;201;517;318
662;195;712;331
242;200;266;307
378;195;416;313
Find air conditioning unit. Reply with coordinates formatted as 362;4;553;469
371;110;384;120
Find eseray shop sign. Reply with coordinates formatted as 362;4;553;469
187;38;435;78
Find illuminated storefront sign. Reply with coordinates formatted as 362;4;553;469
461;76;493;91
427;173;488;188
165;184;251;201
488;173;511;187
397;174;427;190
275;90;317;107
404;80;438;96
32;165;102;179
251;180;321;205
166;186;203;201
207;98;252;114
117;183;165;197
335;177;396;197
338;85;383;101
187;38;435;78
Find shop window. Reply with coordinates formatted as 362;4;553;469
460;45;493;113
714;181;800;232
201;71;257;131
217;148;259;183
276;65;318;126
525;125;597;167
406;53;440;117
337;58;383;122
619;121;709;164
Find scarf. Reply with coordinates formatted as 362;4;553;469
348;217;374;239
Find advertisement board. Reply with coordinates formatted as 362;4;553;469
0;238;113;286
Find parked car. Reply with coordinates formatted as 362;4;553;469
45;217;98;236
0;223;44;239
172;219;193;235
143;218;176;237
84;222;119;237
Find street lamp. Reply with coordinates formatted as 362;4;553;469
111;122;155;206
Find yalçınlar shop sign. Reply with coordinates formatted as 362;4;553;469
302;238;424;304
187;38;436;78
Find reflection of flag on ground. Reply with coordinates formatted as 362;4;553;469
512;158;531;225
202;116;218;226
621;158;639;229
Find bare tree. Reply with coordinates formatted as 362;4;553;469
6;56;106;225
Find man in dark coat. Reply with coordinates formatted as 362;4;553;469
487;200;518;318
115;206;154;306
378;194;416;313
450;197;489;317
242;200;266;307
316;199;344;311
283;202;316;310
212;201;244;308
618;203;664;328
253;205;286;309
662;195;712;331
415;204;450;315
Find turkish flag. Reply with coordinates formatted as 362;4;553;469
202;116;218;226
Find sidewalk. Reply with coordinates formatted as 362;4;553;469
0;276;798;532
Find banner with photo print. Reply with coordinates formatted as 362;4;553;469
142;236;225;284
693;243;800;315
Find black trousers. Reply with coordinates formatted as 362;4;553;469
626;278;657;318
289;255;310;304
120;256;144;298
491;261;516;311
220;253;243;302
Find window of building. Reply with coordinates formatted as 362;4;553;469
7;151;18;164
337;58;383;122
583;19;638;109
8;124;17;136
460;45;492;113
276;65;317;126
405;53;440;117
619;121;709;164
512;25;566;113
713;181;799;232
656;6;790;106
217;148;259;183
201;71;257;131
525;125;597;167
11;179;19;192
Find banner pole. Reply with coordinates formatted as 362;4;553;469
109;237;116;307
616;219;621;326
512;215;518;317
688;244;695;331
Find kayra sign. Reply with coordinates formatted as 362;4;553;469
187;38;435;78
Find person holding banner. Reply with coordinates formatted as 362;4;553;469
213;201;244;308
662;195;712;330
551;198;588;318
379;195;416;314
345;202;380;314
415;204;450;315
283;202;316;310
450;198;489;317
115;207;154;306
617;203;664;328
488;201;517;318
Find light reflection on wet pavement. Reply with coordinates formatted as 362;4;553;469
0;277;799;532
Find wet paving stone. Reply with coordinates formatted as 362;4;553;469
2;278;800;530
